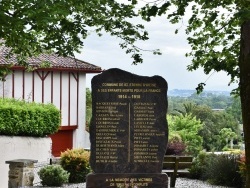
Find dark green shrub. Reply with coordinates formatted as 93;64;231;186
38;165;69;186
204;154;243;187
190;152;243;187
0;97;60;137
189;151;216;180
60;148;91;183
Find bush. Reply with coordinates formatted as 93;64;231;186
190;152;243;187
238;152;246;186
189;151;215;180
0;97;60;137
60;148;91;183
204;154;242;187
38;165;69;186
167;114;203;156
166;134;186;155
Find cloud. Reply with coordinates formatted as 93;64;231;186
75;15;238;92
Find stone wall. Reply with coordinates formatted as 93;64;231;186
0;136;52;188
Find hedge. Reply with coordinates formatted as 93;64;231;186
0;97;60;137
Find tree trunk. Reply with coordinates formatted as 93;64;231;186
226;138;229;148
239;20;250;187
230;138;233;149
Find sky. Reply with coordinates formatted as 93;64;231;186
75;15;238;92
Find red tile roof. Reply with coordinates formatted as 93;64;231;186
0;45;102;73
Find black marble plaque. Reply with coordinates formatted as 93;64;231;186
89;68;168;174
87;173;168;188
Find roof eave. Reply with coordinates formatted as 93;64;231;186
8;65;102;73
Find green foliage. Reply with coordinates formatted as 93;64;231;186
171;102;197;116
190;152;243;187
194;105;240;151
238;152;246;185
160;93;241;152
60;148;91;183
204;154;243;187
168;93;235;114
168;114;203;156
0;97;60;137
0;1;160;69
38;165;69;186
166;133;186;155
144;0;249;184
0;65;12;81
171;101;242;152
189;151;214;180
226;96;242;123
220;128;237;140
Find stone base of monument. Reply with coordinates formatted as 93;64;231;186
86;173;168;188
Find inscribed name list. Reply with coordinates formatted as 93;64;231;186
90;68;168;173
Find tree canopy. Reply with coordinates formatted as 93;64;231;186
0;0;160;68
140;0;250;184
168;114;203;155
140;0;248;93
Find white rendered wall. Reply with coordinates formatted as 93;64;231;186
13;71;23;99
61;72;69;125
74;73;90;149
0;74;12;98
70;73;78;125
24;72;33;101
43;72;52;104
52;72;61;111
33;72;42;103
0;136;51;188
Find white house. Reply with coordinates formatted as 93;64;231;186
0;45;102;156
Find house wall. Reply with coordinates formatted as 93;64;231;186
0;70;90;152
0;136;51;188
74;73;90;149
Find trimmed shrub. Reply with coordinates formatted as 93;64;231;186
38;165;69;186
60;148;91;183
0;97;60;137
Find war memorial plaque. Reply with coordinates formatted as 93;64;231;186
86;68;168;188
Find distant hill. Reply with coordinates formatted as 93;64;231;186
168;89;231;97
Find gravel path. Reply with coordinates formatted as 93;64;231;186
175;178;234;188
59;178;234;188
25;177;234;188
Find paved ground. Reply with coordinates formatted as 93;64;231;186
175;178;235;188
47;178;234;188
24;177;235;188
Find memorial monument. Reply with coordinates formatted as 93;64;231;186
86;68;168;188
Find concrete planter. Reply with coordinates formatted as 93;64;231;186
0;136;51;188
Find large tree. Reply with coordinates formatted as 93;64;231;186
139;0;250;186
